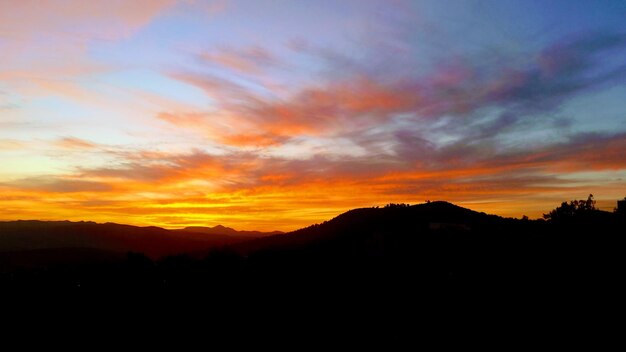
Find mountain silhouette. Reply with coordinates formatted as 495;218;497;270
1;201;623;292
179;225;283;238
0;220;269;266
229;201;622;292
235;201;503;254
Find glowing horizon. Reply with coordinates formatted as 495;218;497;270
1;0;626;231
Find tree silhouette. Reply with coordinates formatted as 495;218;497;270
384;203;410;208
543;194;597;221
616;197;626;214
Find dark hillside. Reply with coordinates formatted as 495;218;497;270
0;220;246;260
1;201;623;293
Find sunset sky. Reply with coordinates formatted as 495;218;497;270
1;0;626;231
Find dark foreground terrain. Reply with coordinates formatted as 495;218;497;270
1;201;623;300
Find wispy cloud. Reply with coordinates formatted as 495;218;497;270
0;139;24;150
199;46;278;75
55;137;97;150
6;176;113;193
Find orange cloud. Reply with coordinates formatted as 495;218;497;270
165;73;420;147
200;46;276;75
0;1;176;41
55;137;97;150
0;139;24;150
157;112;207;126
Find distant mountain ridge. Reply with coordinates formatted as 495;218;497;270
0;220;277;261
180;225;283;238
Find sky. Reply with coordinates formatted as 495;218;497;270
1;0;626;231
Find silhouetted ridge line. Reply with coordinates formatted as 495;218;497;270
233;201;505;254
180;225;282;238
0;220;254;260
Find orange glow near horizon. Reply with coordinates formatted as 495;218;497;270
1;165;624;231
